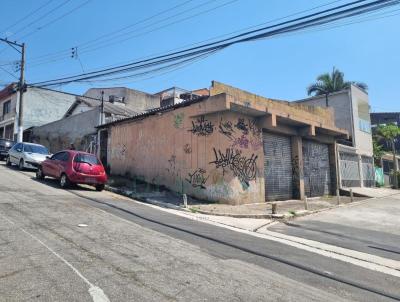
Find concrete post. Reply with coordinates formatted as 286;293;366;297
358;155;364;187
271;202;277;215
350;188;354;202
329;143;339;195
304;196;308;210
291;136;305;200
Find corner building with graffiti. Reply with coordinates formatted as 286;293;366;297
97;81;348;204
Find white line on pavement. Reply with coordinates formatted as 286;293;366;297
0;213;110;302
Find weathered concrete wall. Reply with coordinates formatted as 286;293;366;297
210;81;336;128
108;94;265;205
84;87;160;112
32;108;99;153
350;85;373;156
295;90;353;138
23;88;76;129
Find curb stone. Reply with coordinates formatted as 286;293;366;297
105;185;187;211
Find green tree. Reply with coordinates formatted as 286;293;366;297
377;123;400;187
372;139;385;166
307;67;368;97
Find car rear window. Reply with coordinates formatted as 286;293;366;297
74;154;100;165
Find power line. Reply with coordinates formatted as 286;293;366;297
30;0;400;87
27;0;199;62
7;0;72;39
26;0;345;69
26;0;239;66
0;0;55;34
0;66;18;80
17;0;92;41
27;0;347;73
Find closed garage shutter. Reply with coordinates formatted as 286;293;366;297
303;140;331;197
263;132;293;201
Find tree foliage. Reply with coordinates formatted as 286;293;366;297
307;67;368;96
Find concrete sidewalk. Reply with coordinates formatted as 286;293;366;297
341;187;398;198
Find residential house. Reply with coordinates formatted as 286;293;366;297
295;85;374;188
0;83;76;141
29;96;137;163
97;81;348;205
83;87;160;112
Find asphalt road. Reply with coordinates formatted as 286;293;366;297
269;194;400;261
0;162;399;301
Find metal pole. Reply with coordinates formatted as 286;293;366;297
100;90;104;125
17;43;25;143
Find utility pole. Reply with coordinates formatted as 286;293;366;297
17;43;25;143
0;38;25;142
100;90;104;125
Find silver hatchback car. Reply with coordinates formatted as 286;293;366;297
6;142;50;170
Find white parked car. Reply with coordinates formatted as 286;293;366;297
6;142;50;170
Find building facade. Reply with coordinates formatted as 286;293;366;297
84;87;160;113
98;81;347;204
29;96;136;155
295;85;374;188
0;84;76;141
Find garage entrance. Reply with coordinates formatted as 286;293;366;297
303;140;331;197
263;132;293;201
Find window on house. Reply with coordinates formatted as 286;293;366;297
3;100;11;115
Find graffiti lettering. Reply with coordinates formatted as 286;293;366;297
209;148;258;187
186;168;209;189
173;113;184;129
235;118;249;135
183;143;192;154
232;135;249;149
188;116;214;136
218;119;235;140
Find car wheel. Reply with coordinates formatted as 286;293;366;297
36;167;45;180
6;157;11;166
19;159;24;170
60;173;70;189
95;184;105;192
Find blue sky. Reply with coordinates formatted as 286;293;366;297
0;0;399;112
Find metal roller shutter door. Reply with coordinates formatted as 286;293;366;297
263;132;293;201
362;156;375;187
303;140;331;197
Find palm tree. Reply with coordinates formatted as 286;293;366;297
307;68;368;102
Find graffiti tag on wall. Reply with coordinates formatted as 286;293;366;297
209;148;258;187
219;117;262;151
183;143;192;154
173;113;184;129
188;116;214;136
186;168;209;189
218;119;235;140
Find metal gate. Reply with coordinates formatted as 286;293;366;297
303;140;331;197
263;132;293;201
362;156;374;187
339;152;361;187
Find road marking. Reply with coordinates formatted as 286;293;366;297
0;214;110;302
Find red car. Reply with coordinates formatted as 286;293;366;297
36;150;107;191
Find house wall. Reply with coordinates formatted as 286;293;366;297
22;88;76;130
294;90;353;138
108;94;265;205
350;86;373;156
31;108;100;153
84;87;160;112
0;92;17;139
295;86;373;156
